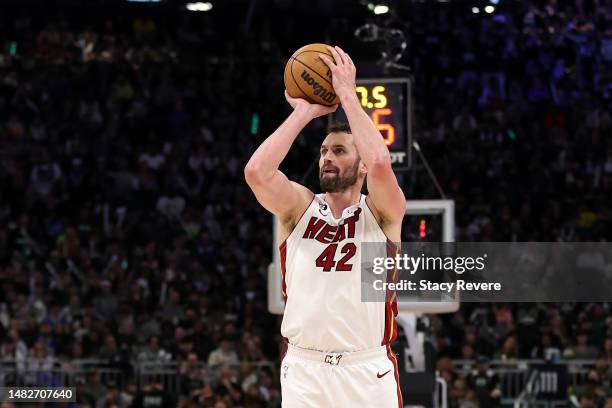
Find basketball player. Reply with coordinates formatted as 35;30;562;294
244;46;406;407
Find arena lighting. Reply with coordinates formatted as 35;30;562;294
472;6;480;13
485;5;495;13
489;0;500;4
373;4;389;14
186;2;213;11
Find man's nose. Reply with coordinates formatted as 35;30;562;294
322;150;333;161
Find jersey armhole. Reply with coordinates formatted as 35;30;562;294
278;195;316;250
364;196;400;251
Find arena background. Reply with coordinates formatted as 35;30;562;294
1;0;612;407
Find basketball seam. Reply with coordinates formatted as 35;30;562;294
294;50;335;60
290;57;315;103
291;55;334;87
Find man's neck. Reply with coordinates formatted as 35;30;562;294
324;188;362;219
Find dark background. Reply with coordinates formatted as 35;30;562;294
0;0;611;407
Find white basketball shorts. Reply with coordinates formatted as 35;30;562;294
280;343;404;407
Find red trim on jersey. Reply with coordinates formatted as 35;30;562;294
279;241;288;302
363;196;400;345
383;239;399;345
386;344;404;408
277;195;315;304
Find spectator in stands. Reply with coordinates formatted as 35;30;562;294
239;362;260;394
449;376;470;407
243;382;267;408
137;336;171;362
132;378;176;408
81;372;107;405
160;289;185;325
531;332;562;361
119;380;139;408
93;280;119;322
190;382;216;406
566;331;600;359
467;355;501;408
495;335;519;361
587;356;612;398
579;388;599;408
215;366;242;405
102;380;122;407
239;333;266;362
0;334;27;363
208;338;239;368
179;351;207;394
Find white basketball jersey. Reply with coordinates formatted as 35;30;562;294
279;194;399;353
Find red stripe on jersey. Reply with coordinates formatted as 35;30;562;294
279;241;288;302
277;194;315;304
382;239;399;344
386;344;404;408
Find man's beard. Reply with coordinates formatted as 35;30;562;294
319;160;360;193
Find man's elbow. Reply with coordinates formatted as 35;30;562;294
244;161;267;186
369;156;393;174
244;162;260;184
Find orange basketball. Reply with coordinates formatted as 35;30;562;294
284;43;339;106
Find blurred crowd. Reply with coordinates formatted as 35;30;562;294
0;0;611;407
433;302;612;407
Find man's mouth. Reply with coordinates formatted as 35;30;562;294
322;168;338;175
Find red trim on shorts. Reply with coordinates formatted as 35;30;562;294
386;344;404;408
382;239;399;345
280;336;289;361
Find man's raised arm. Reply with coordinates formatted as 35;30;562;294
320;46;406;227
244;91;337;228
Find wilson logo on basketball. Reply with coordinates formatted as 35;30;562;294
300;70;336;103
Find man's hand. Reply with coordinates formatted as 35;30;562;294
319;46;357;99
285;90;338;119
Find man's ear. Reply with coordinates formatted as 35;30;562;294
360;161;368;175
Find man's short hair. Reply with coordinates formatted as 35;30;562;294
327;122;352;134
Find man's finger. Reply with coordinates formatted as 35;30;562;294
319;54;336;70
345;52;355;68
334;46;349;66
326;46;344;67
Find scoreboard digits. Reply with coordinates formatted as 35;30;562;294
331;78;411;171
355;86;388;109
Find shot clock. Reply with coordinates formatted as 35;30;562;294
330;77;412;171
